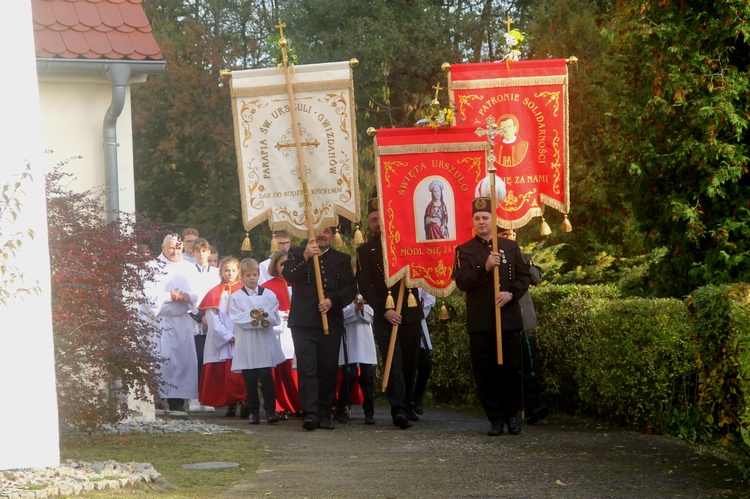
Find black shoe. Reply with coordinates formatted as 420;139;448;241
405;406;420;422
487;419;504;436
336;410;348;424
414;398;424;415
278;411;289;421
303;417;318;431
248;411;260;425
364;414;375;425
507;417;522;435
266;410;280;424
225;404;237;417
525;406;549;425
318;418;335;430
239;403;251;419
393;413;411;429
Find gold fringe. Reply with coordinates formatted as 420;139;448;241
378;142;485;156
439;302;449;320
407;289;418;308
270;234;279;252
353;225;364;247
232;79;352;98
241;232;252;251
385;290;395;309
540;217;552;236
562;214;573;233
450;75;567;91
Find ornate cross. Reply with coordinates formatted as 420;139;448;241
475;116;501;173
504;15;514;32
275;20;286;38
275;139;320;151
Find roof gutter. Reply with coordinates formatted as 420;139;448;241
37;58;165;221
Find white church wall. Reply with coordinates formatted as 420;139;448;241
0;2;60;470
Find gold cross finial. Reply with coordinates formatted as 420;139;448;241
432;82;443;101
504;15;514;32
275;20;286;38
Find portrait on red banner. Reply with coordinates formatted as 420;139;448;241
418;177;455;242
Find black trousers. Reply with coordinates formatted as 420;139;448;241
469;329;522;422
520;329;543;412
336;363;375;416
373;319;421;418
242;367;276;412
291;326;343;420
414;347;433;402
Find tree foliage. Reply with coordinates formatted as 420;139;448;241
47;167;166;430
604;0;750;296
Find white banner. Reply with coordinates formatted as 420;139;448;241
230;61;360;237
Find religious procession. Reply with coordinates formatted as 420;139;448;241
139;18;567;437
9;0;750;492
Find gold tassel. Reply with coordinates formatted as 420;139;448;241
241;232;252;251
562;214;573;233
333;227;345;248
439;302;449;320
407;289;418;308
353;224;364;247
540;216;552;236
270;234;279;252
385;290;395;309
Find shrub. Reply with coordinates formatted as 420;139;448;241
47;167;166;430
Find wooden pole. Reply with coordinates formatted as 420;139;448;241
381;279;406;391
475;117;503;364
277;20;328;333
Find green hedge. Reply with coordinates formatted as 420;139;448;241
425;282;750;466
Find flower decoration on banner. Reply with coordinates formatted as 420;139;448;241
415;83;455;129
267;33;298;70
501;29;528;62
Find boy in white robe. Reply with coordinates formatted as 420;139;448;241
229;258;285;424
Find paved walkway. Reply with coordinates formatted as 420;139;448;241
191;404;748;498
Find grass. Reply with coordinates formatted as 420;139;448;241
60;430;263;497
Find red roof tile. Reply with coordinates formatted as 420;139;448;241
32;0;163;61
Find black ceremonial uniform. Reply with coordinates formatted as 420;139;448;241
357;233;423;426
452;234;531;427
283;245;356;426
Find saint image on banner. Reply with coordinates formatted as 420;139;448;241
495;113;529;168
417;177;455;242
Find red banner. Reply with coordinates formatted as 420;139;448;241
449;59;570;228
374;127;487;297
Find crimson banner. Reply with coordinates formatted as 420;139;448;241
374;127;487;297
448;59;570;228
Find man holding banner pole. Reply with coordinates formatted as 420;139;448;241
452;197;531;436
357;191;423;429
283;227;356;431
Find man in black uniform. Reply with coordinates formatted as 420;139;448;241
357;191;423;429
452;197;531;436
283;226;356;431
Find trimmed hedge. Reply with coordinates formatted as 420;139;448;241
425;282;750;466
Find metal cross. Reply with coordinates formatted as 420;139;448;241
504;15;514;32
432;82;443;101
475;116;501;173
275;20;286;38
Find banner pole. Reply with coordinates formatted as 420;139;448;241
277;20;329;334
381;279;406;391
475;117;503;364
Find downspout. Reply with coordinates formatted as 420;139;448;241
103;64;131;222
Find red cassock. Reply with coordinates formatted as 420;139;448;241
261;277;301;414
197;281;247;407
